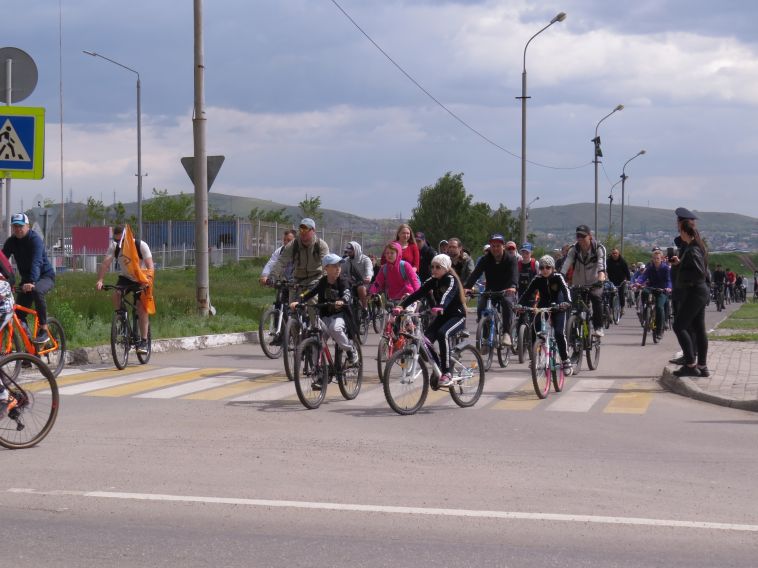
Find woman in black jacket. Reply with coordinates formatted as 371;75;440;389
669;217;709;377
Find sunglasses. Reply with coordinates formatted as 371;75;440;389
540;266;553;271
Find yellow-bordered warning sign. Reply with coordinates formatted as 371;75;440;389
0;106;45;180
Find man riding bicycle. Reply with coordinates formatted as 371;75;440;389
343;241;373;315
561;224;607;337
96;225;155;354
634;248;672;340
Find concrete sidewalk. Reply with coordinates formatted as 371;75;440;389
660;340;758;412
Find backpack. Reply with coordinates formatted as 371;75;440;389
0;250;15;286
383;260;410;282
115;238;144;261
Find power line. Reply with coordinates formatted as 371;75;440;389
328;0;590;171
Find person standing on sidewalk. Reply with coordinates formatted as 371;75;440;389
669;209;709;377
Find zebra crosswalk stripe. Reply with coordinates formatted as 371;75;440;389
86;368;234;397
546;379;610;412
58;367;187;395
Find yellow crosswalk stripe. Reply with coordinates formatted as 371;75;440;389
54;365;157;388
490;380;542;410
183;373;285;400
425;387;452;405
87;368;234;397
603;381;657;414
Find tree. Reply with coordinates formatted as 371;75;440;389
109;202;127;225
85;197;107;226
248;207;292;224
299;195;323;224
142;188;194;221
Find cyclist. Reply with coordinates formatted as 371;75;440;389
270;218;329;302
259;229;296;286
517;255;573;371
392;223;420;271
2;213;56;344
561;224;607;337
289;253;359;367
0;277;15;417
438;240;449;255
396;254;467;387
725;267;736;302
414;232;437;282
517;242;539;297
606;247;631;315
96;225;155;354
368;242;420;301
463;233;518;346
446;238;474;283
711;264;726;304
343;241;373;313
634;248;672;340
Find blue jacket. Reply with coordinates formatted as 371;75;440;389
2;230;55;284
636;261;672;290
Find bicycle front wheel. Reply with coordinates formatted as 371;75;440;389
0;324;24;380
372;300;386;334
338;341;363;400
552;347;566;392
293;337;327;409
612;295;621;324
475;317;494;372
566;316;583;375
0;353;59;449
136;323;152;364
110;311;130;370
517;323;528;364
38;318;66;378
259;307;284;359
383;349;428;415
448;344;485;408
282;318;302;381
642;306;651;346
530;339;551;399
586;336;601;370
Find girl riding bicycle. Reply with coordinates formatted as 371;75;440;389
369;242;420;301
517;255;573;371
396;254;466;387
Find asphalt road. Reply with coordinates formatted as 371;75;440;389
3;303;757;567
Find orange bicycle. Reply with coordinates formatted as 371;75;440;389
0;301;67;379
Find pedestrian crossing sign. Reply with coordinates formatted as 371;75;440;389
0;106;45;179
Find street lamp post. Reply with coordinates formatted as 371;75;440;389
607;178;622;243
592;104;623;237
525;195;540;228
83;50;143;237
619;149;646;256
518;11;566;245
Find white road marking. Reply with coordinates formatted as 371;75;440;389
57;367;189;395
547;378;611;412
7;488;757;532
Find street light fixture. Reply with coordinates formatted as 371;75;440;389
83;50;143;237
619;149;646;256
518;11;566;245
592;104;623;237
526;195;540;222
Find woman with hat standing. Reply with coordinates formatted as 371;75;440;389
669;210;709;377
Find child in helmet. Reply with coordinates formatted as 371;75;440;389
517;254;573;370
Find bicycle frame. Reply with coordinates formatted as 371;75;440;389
1;305;61;358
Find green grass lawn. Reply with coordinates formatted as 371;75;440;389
712;302;758;342
45;259;275;349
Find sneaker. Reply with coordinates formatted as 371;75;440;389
669;355;686;365
33;330;50;344
311;381;322;391
697;365;710;377
438;373;452;387
348;349;359;366
270;335;283;347
592;328;604;338
501;333;513;347
673;365;699;377
136;340;149;354
562;360;573;373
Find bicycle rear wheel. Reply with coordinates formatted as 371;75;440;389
293;337;327;409
517;323;528;364
642;306;650;346
259;306;284;359
612;295;621;324
357;312;370;345
282;318;302;381
372;300;386;334
448;344;485;408
136;323;152;364
110;311;130;370
530;339;551;399
0;324;23;380
586;336;600;370
497;343;510;368
566;315;583;375
0;353;59;450
38;318;67;377
337;341;363;400
383;349;428;415
376;335;391;381
552;347;566;392
475;317;494;372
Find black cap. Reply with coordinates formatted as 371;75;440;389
575;224;591;236
675;207;698;220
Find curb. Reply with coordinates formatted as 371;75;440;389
658;366;758;413
68;331;258;366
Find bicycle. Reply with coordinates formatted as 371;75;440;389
292;302;363;409
516;308;535;364
102;284;151;370
0;294;66;379
601;282;621;327
368;293;386;334
375;298;405;379
472;290;511;371
639;287;667;346
516;304;568;399
349;287;370;345
281;284;312;381
0;353;59;449
567;285;601;374
382;307;484;415
258;279;291;360
714;284;726;312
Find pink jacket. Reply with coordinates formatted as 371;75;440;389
369;242;421;300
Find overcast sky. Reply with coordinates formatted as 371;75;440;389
6;0;758;221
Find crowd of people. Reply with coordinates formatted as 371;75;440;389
260;205;737;382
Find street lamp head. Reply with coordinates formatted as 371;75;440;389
614;104;624;112
551;12;567;24
82;50;98;57
638;149;646;156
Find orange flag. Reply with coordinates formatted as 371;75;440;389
119;224;156;315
